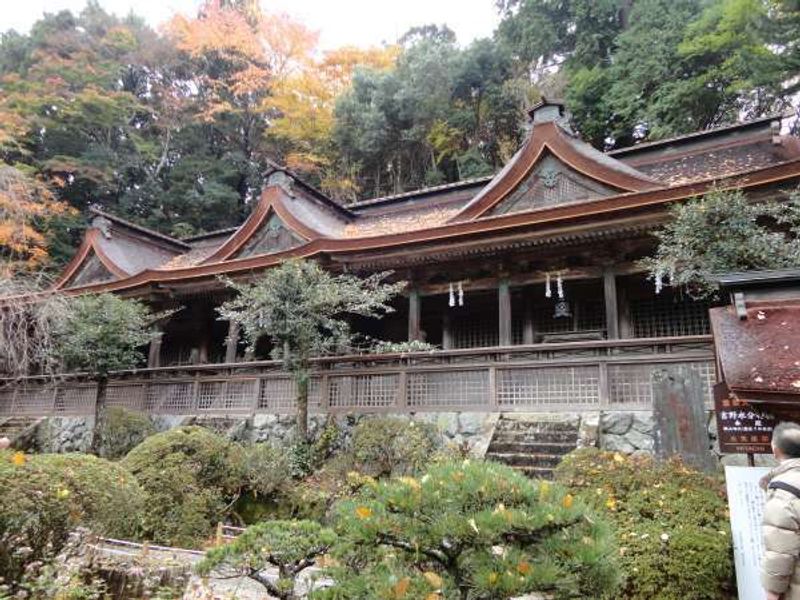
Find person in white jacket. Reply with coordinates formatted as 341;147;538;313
761;422;800;600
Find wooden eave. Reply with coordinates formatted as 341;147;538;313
56;156;800;297
88;207;190;252
53;228;130;290
451;121;662;221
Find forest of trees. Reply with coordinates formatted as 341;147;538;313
0;0;797;271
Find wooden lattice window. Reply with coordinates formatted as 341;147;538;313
452;315;499;349
107;384;147;411
328;374;399;409
608;361;715;405
407;370;489;408
497;366;601;407
630;295;711;338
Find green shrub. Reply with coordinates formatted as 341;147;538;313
0;450;144;588
95;407;156;459
316;459;620;599
240;442;292;498
351;417;439;477
121;426;245;547
554;448;734;600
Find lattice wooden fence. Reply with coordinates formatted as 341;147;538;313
0;337;716;417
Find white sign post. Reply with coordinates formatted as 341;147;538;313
725;466;771;600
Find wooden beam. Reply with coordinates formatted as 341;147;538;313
408;289;421;342
498;280;512;347
604;268;619;340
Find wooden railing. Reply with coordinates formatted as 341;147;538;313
0;336;715;417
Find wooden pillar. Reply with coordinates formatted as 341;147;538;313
198;338;209;364
619;285;633;339
442;312;453;350
147;332;162;368
225;321;239;364
603;268;620;340
498;279;512;347
523;292;535;345
408;289;421;342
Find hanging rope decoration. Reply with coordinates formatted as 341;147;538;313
544;271;566;299
448;282;465;307
545;270;571;318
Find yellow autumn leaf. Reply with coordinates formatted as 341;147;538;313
355;506;373;519
423;571;443;589
425;594;441;600
613;453;625;463
10;451;26;466
539;481;550;499
56;488;70;500
562;494;574;509
606;497;617;510
488;572;499;585
393;576;410;598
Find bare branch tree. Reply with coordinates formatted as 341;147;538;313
0;273;72;383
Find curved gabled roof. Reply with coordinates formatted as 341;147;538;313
202;170;352;263
52;155;800;297
54;209;188;290
53;106;800;297
451;112;662;221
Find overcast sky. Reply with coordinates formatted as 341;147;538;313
3;0;501;49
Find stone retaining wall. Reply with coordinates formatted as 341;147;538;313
29;409;775;468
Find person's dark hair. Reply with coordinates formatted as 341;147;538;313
772;422;800;458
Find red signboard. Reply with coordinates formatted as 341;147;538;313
714;382;776;454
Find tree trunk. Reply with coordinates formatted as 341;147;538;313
90;376;108;455
296;372;309;441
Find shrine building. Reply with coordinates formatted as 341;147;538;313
8;100;800;420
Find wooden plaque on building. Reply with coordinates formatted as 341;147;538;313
714;382;776;454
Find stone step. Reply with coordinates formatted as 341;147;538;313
496;420;578;433
491;430;579;445
487;440;577;455
484;452;563;468
515;465;555;480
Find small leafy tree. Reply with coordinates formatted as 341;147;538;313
642;189;800;298
218;259;404;439
197;520;336;600
54;293;160;453
317;460;620;600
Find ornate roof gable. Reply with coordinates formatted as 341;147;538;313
202;169;353;263
54;212;187;290
452;100;662;221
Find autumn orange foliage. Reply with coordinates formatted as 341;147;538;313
0;166;72;275
167;0;399;191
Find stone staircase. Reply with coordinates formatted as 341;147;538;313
485;415;581;479
0;416;43;446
